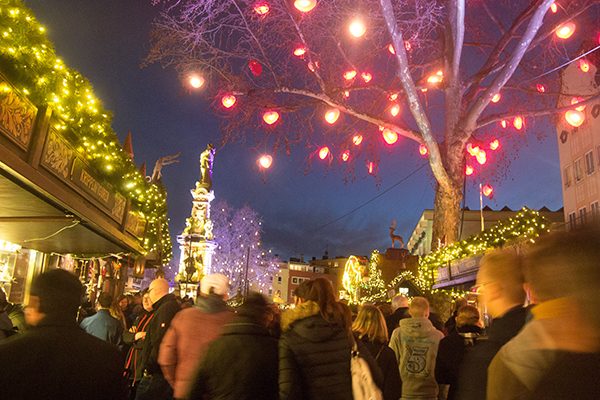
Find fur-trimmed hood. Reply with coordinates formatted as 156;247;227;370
281;301;345;343
281;301;322;331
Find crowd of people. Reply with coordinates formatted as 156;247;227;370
0;227;599;400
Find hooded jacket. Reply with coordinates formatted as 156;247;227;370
159;294;234;399
389;317;444;400
279;301;383;400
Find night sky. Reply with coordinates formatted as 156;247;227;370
23;0;563;262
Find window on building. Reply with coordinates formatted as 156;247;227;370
574;158;584;183
564;166;572;188
277;276;282;283
585;151;595;175
292;277;298;284
568;212;577;230
592;202;600;221
334;262;339;267
580;207;587;225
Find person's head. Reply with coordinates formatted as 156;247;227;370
117;295;129;310
378;303;393;317
238;292;271;326
352;304;388;343
148;278;170;304
299;277;346;326
523;228;600;328
155;269;166;279
141;288;153;312
409;297;430;318
391;294;408;311
132;292;142;305
294;280;309;306
456;304;480;328
452;297;468;314
477;249;526;317
199;273;229;299
97;292;113;309
26;269;83;325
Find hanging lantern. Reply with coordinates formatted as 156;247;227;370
465;165;474;176
318;146;329;160
325;108;340;124
382;128;398;144
262;111;279;125
388;44;395;54
293;47;307;56
565;110;585;127
419;144;428;155
349;20;366;37
189;76;204;88
555;22;575;39
352;134;363;146
294;0;316;12
404;41;411;51
367;161;375;174
579;59;590;72
490;139;499;150
258;155;273;168
501;120;507;128
491;93;501;103
341;150;350;161
344;70;357;80
361;72;372;83
571;97;586;111
221;95;236;108
550;2;557;13
390;104;400;117
254;3;270;14
476;150;487;165
482;185;493;197
513;117;524;130
249;60;263;76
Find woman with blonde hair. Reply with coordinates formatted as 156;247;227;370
352;305;402;400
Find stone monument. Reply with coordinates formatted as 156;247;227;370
176;144;218;294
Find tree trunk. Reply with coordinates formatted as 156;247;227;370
432;178;463;251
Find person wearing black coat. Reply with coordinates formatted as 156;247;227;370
385;294;409;339
279;278;383;400
0;269;126;400
188;292;279;400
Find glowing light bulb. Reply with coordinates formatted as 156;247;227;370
513;117;523;130
550;2;557;13
501;120;507;128
318;147;329;160
293;47;306;56
352;135;363;146
367;161;375;174
294;0;316;12
325;108;340;124
482;185;493;197
221;95;236;108
491;93;501;103
341;150;350;161
189;76;204;88
259;155;273;168
404;41;411;51
349;20;366;37
466;143;480;156
536;83;546;93
262;111;279;125
382;128;398;144
571;97;585;111
419;144;428;156
389;93;398;101
388;44;395;54
579;59;590;72
361;72;372;83
254;3;270;14
390;104;400;117
555;22;575;39
344;70;357;80
427;75;441;83
490;139;499;150
465;165;474;176
565;110;585;127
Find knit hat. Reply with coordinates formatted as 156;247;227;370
200;273;229;296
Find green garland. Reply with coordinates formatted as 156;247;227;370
0;0;171;262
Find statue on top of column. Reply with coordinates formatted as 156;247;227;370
199;143;215;191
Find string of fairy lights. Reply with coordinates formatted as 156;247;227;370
0;0;171;262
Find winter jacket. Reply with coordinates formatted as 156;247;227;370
0;313;126;400
453;304;527;400
356;335;402;400
0;310;14;341
188;316;279;400
487;297;600;400
389;317;444;400
385;307;409;339
279;301;383;400
141;293;180;375
123;310;154;384
434;325;482;400
159;294;234;399
80;309;124;350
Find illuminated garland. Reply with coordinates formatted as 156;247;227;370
355;250;388;304
0;0;170;261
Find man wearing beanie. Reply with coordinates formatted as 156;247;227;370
159;273;235;400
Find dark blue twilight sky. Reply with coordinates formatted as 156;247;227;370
24;0;563;261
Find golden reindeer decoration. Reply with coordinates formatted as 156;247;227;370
389;220;404;249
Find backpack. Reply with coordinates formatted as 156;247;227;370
350;336;383;400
